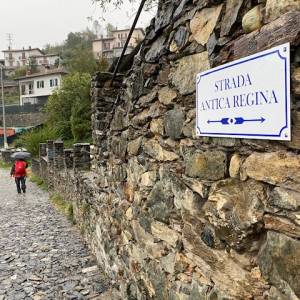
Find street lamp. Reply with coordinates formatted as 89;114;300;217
0;65;8;149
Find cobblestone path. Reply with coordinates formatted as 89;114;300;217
0;169;108;300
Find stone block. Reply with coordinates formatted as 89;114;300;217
143;139;179;161
169;26;189;53
220;0;244;37
204;179;266;249
160;253;176;274
164;108;185;139
127;137;142;156
257;231;300;298
185;151;227;180
242;5;263;33
140;171;157;187
39;143;47;158
243;151;300;192
73;143;90;171
53;141;64;170
229;153;242;178
169;52;210;95
264;214;300;239
64;149;74;169
151;221;180;247
292;67;300;96
150;118;164;135
147;181;174;222
47;140;54;163
269;187;300;211
158;87;177;106
190;5;223;46
131;220;165;259
265;0;300;22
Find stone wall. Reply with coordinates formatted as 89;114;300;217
3;112;45;127
34;1;300;299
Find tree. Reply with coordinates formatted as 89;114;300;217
93;0;157;11
106;23;115;37
45;73;91;141
63;45;98;74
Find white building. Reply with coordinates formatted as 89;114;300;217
16;69;68;105
92;28;145;60
2;47;60;69
31;53;60;67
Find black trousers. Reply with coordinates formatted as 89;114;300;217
15;177;26;194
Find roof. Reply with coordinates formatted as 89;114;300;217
2;48;45;54
93;37;115;42
112;27;145;34
16;68;68;81
93;27;145;42
31;54;60;58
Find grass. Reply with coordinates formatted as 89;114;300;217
30;174;48;191
50;193;75;224
0;160;11;169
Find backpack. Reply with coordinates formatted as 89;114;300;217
14;161;26;177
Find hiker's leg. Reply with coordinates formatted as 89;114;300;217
15;178;21;194
21;177;26;193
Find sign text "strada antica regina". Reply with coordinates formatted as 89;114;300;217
196;43;291;140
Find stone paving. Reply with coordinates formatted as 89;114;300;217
0;169;108;300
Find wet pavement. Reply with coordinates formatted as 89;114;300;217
0;168;108;300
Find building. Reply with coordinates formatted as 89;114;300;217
92;28;145;60
16;68;68;105
2;47;60;69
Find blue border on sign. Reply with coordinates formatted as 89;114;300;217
196;48;289;138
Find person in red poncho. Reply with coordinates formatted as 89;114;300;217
10;159;28;194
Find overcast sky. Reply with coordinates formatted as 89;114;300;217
0;0;155;58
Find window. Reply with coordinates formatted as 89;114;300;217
37;81;44;89
9;53;12;60
22;52;25;59
50;78;58;87
29;83;33;95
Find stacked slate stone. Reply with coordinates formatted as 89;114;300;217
54;141;64;170
73;143;91;171
49;0;300;299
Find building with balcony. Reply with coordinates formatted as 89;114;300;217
16;68;68;105
2;47;60;69
92;28;145;61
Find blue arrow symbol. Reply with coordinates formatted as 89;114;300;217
207;118;230;125
234;117;266;125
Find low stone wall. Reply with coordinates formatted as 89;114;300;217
0;112;45;128
34;0;300;299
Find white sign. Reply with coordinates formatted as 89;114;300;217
196;43;291;140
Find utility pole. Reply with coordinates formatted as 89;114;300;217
7;33;13;49
0;65;8;149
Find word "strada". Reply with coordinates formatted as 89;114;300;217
199;73;279;112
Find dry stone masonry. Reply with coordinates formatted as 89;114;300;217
33;0;300;299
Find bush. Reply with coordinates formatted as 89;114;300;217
14;126;57;157
45;73;91;140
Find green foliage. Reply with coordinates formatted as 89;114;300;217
97;57;109;72
14;126;57;158
50;193;75;223
71;98;91;142
64;46;98;74
10;67;27;79
0;160;11;169
106;23;115;37
30;174;48;191
43;29;103;75
46;73;91;141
